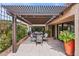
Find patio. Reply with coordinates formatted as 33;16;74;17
8;37;65;56
0;3;79;56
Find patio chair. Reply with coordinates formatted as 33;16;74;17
36;35;43;45
30;33;36;42
43;33;48;41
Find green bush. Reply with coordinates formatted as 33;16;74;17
0;21;12;52
32;26;45;32
17;24;27;42
16;23;28;42
0;21;28;53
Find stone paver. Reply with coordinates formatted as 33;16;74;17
8;37;66;56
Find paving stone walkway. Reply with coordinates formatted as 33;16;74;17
8;37;66;56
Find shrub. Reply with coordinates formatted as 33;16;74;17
0;21;12;52
16;23;28;42
0;20;28;53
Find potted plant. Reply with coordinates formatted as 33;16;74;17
58;31;75;56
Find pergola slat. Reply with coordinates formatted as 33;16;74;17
2;5;68;15
2;3;71;24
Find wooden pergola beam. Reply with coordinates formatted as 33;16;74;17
45;16;56;24
31;24;46;26
17;15;32;25
2;6;32;25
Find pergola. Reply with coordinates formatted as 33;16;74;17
2;3;71;24
1;3;72;53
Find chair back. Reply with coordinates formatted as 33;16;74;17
44;33;48;38
36;35;43;43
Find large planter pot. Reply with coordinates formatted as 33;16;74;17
64;40;75;56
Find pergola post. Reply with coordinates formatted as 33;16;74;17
55;24;57;39
45;25;48;31
12;15;17;53
30;25;32;31
29;25;32;33
48;25;53;37
75;4;79;56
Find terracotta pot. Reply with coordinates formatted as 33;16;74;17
64;40;75;56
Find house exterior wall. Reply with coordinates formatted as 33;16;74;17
49;4;79;56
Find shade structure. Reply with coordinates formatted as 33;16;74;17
2;3;72;24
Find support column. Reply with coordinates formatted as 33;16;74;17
45;25;48;31
12;15;17;53
29;25;32;31
75;4;79;56
62;24;63;31
48;25;52;37
55;25;57;39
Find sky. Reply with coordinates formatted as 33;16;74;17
1;3;66;6
0;0;76;3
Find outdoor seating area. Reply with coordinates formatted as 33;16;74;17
0;3;79;56
30;31;48;45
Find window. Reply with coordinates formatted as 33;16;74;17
58;24;62;31
71;25;74;32
63;24;68;30
58;24;63;38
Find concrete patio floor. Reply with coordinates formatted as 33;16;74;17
8;37;66;56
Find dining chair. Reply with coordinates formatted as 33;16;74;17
30;33;36;42
36;35;43;45
43;33;48;41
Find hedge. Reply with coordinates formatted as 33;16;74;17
0;20;28;53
